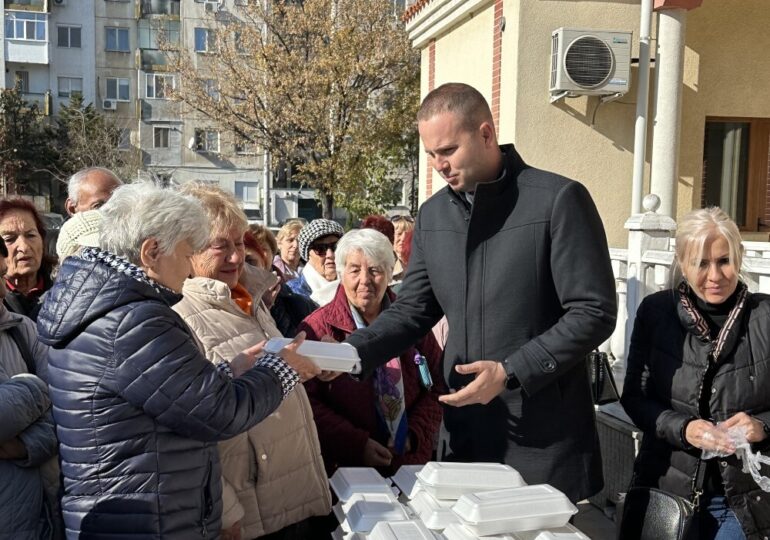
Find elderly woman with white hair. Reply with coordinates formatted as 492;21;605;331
299;228;444;476
37;182;318;539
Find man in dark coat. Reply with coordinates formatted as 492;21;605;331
345;83;617;502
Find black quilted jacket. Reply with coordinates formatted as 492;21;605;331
37;256;285;539
622;287;770;539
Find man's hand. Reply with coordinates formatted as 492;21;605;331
722;412;768;444
280;331;321;382
363;438;392;467
438;361;507;407
0;437;28;460
231;341;267;378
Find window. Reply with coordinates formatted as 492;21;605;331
202;78;219;101
4;12;47;41
146;73;175;99
702;117;770;231
154;127;170;148
57;77;83;98
117;128;132;150
106;27;130;52
141;0;181;16
138;19;180;50
235;138;255;155
194;129;220;153
57;25;81;48
106;78;130;101
14;71;29;94
235;181;260;203
194;27;216;53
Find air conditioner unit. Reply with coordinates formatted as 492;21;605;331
53;0;66;5
550;28;632;103
204;1;220;12
102;99;117;111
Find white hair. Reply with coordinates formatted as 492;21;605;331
67;167;122;203
335;228;396;281
99;181;209;265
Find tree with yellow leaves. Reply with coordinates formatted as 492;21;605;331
168;0;419;219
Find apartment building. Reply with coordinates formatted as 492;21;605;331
3;0;411;224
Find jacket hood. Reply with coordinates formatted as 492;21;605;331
36;256;179;347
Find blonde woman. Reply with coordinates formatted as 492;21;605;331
273;219;304;281
391;214;414;283
622;207;770;539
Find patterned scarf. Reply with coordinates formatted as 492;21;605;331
677;280;749;363
79;247;173;296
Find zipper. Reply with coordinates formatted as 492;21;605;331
200;458;214;537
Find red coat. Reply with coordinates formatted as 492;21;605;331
299;285;445;476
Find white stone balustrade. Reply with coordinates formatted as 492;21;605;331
604;195;770;389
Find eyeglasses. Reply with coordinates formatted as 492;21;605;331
309;241;338;256
391;215;414;223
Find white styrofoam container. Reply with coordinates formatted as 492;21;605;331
441;523;589;540
263;337;361;372
391;464;425;499
415;462;526;499
368;520;438;540
331;525;364;540
407;490;460;530
442;523;516;540
451;485;578;536
341;500;410;533
333;492;400;523
329;467;393;502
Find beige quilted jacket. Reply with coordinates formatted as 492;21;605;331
173;267;331;538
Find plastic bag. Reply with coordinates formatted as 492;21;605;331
701;424;770;492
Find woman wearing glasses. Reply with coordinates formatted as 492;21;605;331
391;215;415;284
286;219;345;307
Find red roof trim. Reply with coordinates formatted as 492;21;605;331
402;0;434;23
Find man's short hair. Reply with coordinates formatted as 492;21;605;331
417;83;494;131
67;167;122;204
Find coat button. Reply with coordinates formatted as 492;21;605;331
261;454;267;461
720;461;727;467
543;361;556;372
711;387;717;394
757;495;762;502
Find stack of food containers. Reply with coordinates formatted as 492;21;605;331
330;463;590;539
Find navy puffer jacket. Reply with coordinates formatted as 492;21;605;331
37;256;285;539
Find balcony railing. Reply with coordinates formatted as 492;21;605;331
5;0;46;11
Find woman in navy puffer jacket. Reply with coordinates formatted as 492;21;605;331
37;182;319;539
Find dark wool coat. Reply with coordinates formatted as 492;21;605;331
622;288;770;540
299;285;445;477
346;144;617;502
37;257;286;539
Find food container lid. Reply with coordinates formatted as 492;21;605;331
334;492;400;523
342;499;410;533
390;464;425;499
329;467;394;502
407;490;460;530
442;523;517;540
451;485;578;526
368;520;438;540
263;337;361;372
531;525;591;540
415;462;525;495
331;524;361;540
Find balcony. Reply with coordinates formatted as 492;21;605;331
140;0;180;17
5;40;49;64
4;0;46;12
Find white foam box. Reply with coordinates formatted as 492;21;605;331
442;523;589;540
263;337;361;372
416;462;526;500
407;490;460;530
340;499;411;533
451;485;578;537
329;467;394;502
331;525;363;540
391;464;425;500
333;492;400;524
368;520;440;540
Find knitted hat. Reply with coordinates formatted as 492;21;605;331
56;210;102;260
297;218;344;261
